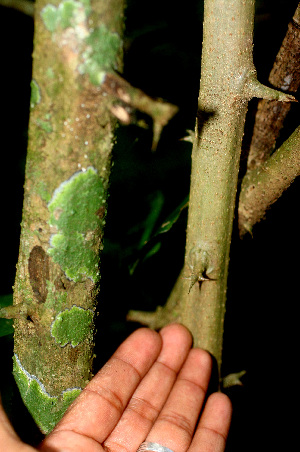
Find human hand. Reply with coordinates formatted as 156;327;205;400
0;324;232;452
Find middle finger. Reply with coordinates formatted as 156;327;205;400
103;324;193;452
144;348;212;452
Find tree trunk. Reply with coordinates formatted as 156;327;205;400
12;0;124;433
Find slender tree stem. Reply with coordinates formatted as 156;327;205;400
129;0;294;374
179;0;256;369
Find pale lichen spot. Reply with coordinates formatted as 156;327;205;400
46;67;55;79
41;1;88;32
30;79;41;109
78;25;122;85
41;1;121;86
36;118;53;133
281;74;293;91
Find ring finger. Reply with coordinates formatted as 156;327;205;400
103;324;193;452
143;348;212;452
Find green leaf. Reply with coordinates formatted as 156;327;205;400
0;294;14;337
128;195;188;275
129;241;162;275
154;196;188;236
138;191;164;248
144;242;162;260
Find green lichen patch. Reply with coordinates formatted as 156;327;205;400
51;305;94;347
36;118;53;133
44;281;67;310
62;386;82;404
41;1;87;32
46;67;55;79
48;167;104;282
41;4;59;32
30;80;41;109
41;1;121;86
79;25;122;85
13;354;81;434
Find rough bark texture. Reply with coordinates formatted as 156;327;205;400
12;0;124;433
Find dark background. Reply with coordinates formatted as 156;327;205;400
0;0;299;450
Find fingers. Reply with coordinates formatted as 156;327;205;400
189;392;232;452
40;324;232;452
42;328;162;450
0;397;35;452
103;324;193;452
144;347;212;452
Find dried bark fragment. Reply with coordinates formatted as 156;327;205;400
28;246;50;303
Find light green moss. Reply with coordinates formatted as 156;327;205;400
30;80;41;109
13;354;81;434
79;25;122;85
41;1;87;32
48;167;104;282
36;118;53;133
41;4;59;32
41;1;121;86
51;305;94;347
44;281;67;310
36;181;51;202
46;67;55;79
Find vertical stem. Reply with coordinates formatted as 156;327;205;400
181;0;256;369
12;0;124;433
127;0;293;372
129;0;263;374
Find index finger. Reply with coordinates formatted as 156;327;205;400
44;328;162;446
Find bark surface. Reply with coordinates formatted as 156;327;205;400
128;0;294;375
12;0;124;433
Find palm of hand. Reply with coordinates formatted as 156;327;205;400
0;325;231;452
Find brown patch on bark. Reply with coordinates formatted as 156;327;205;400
28;246;50;303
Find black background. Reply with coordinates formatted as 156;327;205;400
0;0;299;450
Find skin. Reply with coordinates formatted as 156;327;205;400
0;324;232;452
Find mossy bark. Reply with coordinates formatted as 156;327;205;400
12;0;124;433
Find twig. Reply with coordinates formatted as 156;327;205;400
247;2;300;169
103;72;178;150
239;125;300;236
0;0;34;17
